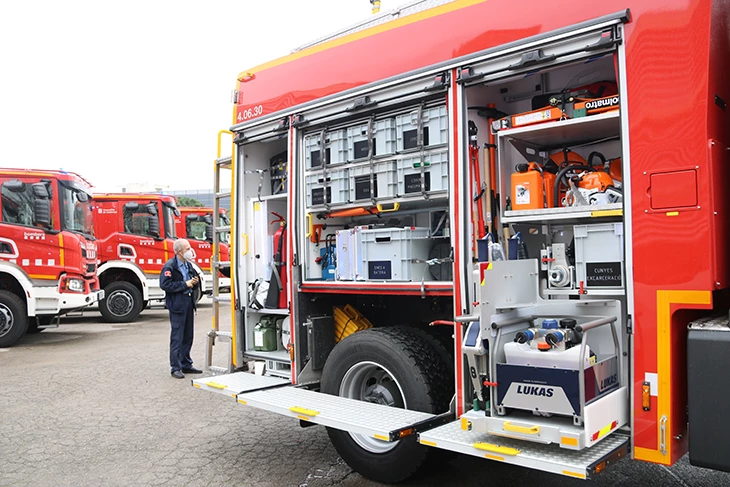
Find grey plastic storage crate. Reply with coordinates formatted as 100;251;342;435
574;222;624;290
348;161;398;201
358;227;432;281
346;119;397;161
396;105;448;152
396;149;449;196
305;168;350;207
304;129;348;169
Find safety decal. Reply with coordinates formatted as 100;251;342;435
164;270;171;277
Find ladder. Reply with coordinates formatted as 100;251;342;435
206;130;235;375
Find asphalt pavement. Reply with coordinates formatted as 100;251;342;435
1;299;729;487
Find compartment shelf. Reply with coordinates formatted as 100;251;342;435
502;203;623;223
244;349;290;361
247;308;290;316
300;281;453;296
497;110;620;150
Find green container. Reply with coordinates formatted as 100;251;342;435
254;316;278;352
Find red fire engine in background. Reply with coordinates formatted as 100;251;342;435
92;193;206;322
192;0;730;482
0;168;104;346
175;206;231;296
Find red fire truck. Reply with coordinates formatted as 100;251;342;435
93;193;205;322
175;206;231;295
0;168;103;346
194;0;730;482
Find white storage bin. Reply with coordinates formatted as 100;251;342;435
574;223;624;290
396;105;449;152
347;119;397;160
358;227;432;281
304;129;348;169
348;161;398;201
305;168;350;207
396;150;449;196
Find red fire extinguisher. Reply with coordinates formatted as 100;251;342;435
265;212;288;310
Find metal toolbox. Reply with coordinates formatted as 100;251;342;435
396;149;449;196
395;105;449;152
304;129;348;169
573;223;624;290
346;118;397;160
348;161;398;201
305;168;350;207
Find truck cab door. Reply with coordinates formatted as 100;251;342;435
120;200;170;273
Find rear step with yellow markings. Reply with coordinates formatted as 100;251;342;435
419;421;629;480
193;371;451;442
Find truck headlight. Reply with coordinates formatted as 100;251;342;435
66;278;85;293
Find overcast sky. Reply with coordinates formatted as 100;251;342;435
0;0;414;192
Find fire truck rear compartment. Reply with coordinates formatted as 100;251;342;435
216;20;635;482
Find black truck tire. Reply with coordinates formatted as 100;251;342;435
0;291;28;347
320;327;454;483
99;281;143;323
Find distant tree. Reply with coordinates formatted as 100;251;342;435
177;196;204;207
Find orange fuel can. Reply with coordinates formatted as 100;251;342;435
511;163;556;211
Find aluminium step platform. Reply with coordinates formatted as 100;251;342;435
192;371;290;397
418;420;629;480
193;371;439;442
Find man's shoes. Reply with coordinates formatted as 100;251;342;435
171;370;185;379
182;367;203;374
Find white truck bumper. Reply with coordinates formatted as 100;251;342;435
33;288;105;316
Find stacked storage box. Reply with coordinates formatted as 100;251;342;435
305;168;350;207
395;105;449;152
305;129;348;169
396;149;449;195
346;119;397;160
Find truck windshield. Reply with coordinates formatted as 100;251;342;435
163;203;178;239
59;183;94;238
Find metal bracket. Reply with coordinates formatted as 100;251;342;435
659;415;668;455
347;95;377;112
425;71;450;92
507;49;557;71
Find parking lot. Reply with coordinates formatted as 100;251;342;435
2;299;729;487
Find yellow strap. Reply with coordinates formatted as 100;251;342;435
289;406;320;416
503;421;540;435
205;382;227;389
473;442;520;456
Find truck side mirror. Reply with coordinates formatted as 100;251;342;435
148;215;160;238
205;223;213;242
34;198;52;227
186;214;199;222
124;202;140;212
146;203;158;216
31;182;49;199
77;192;89;202
4;179;26;193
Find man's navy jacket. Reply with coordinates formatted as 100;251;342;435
160;257;201;312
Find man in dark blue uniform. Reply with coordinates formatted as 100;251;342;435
160;238;202;379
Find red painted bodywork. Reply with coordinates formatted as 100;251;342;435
175;207;230;273
93;193;178;276
0;168;99;293
232;0;730;465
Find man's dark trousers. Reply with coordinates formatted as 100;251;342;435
170;294;194;372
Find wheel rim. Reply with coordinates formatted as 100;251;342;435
339;361;407;454
0;303;14;338
106;290;134;317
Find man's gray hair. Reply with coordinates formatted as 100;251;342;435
173;239;189;253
